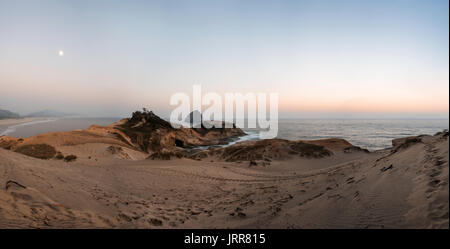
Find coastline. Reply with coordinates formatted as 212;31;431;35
0;111;448;228
1;116;448;151
0;117;42;130
0;117;59;136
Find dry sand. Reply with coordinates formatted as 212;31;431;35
0;130;447;229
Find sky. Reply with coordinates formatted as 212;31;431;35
0;0;448;118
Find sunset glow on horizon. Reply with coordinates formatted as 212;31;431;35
0;0;448;118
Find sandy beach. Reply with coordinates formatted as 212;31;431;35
0;118;44;131
0;112;447;229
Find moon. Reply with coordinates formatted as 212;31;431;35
59;50;64;56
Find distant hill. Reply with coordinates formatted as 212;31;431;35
26;110;74;118
0;108;20;119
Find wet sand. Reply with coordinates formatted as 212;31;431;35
0;118;43;131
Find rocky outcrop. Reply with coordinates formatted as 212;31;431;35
190;138;336;162
0;110;246;160
88;109;246;155
185;110;203;127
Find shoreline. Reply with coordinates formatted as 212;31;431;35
0;111;448;228
0;117;59;137
0;111;448;151
1;117;448;152
0;117;43;130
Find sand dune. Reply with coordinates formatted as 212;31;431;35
0;125;447;228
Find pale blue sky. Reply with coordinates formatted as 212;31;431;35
0;0;448;118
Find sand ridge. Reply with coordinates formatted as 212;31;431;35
0;129;447;228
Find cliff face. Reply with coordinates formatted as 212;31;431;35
91;110;246;154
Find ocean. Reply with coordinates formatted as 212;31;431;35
0;117;448;151
0;118;121;138
275;119;449;151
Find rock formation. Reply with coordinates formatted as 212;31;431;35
189;138;364;162
111;109;246;154
0;109;246;160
